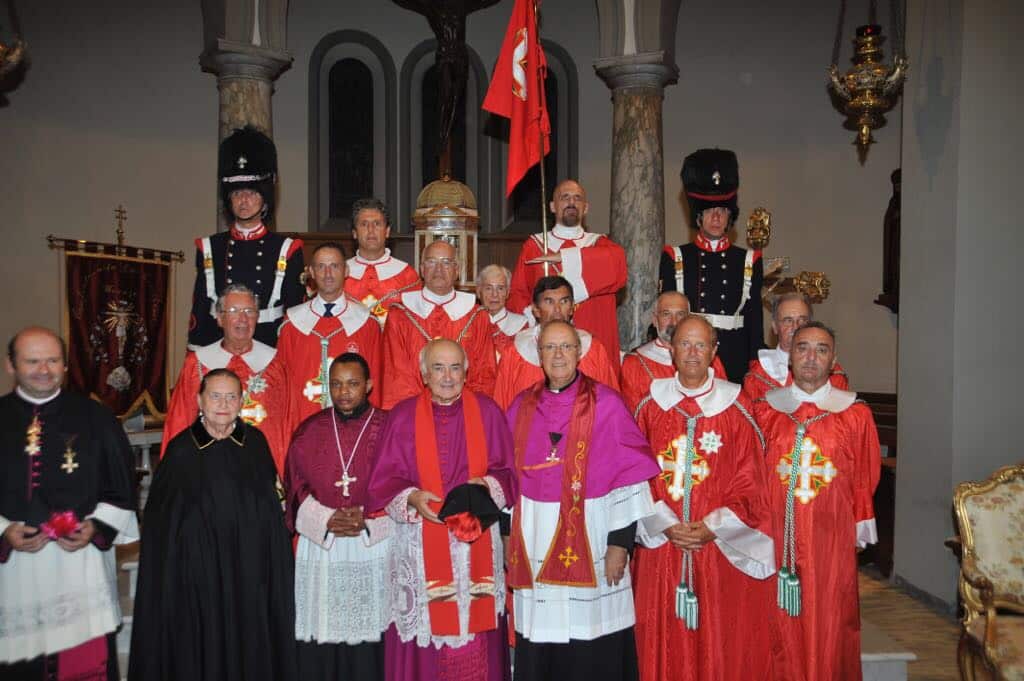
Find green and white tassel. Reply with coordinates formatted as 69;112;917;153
673;415;701;630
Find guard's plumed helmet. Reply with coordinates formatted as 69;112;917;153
219;126;277;221
681;148;739;226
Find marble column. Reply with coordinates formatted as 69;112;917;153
595;52;678;353
200;39;292;226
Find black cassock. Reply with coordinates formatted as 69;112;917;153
128;419;297;681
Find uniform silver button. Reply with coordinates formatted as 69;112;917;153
256;279;262;285
721;294;726;299
257;251;262;256
228;252;233;258
722;264;727;269
701;263;706;269
722;279;728;284
700;307;706;312
256;265;262;271
227;278;233;284
701;277;706;282
229;240;235;245
227;264;233;270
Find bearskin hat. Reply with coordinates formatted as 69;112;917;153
681;148;739;226
219;126;277;220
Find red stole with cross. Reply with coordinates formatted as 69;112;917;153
507;374;598;588
414;390;497;636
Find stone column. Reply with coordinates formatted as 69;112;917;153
595;52;678;352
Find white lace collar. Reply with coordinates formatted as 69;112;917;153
648;369;740;418
283;296;372;337
399;288;477;321
490;309;529;336
636;339;672;366
512;325;594;366
758;346;790;382
195;339;276;373
346;248;410;280
765;382;857;414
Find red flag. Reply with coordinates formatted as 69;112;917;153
482;0;551;197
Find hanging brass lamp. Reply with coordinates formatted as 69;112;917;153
827;1;907;156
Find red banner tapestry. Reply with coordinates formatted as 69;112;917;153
64;252;171;417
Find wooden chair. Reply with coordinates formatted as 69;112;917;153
953;463;1024;680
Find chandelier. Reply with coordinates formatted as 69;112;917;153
827;0;907;157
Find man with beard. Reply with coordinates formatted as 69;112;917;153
0;327;137;681
621;291;726;414
284;353;392;681
631;316;775;681
742;292;849;401
493;276;619;410
277;242;383;433
507;179;627;360
754;322;880;681
381;240;497;408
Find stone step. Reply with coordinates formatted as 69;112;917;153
861;617;917;681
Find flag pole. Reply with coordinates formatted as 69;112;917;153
534;0;550;276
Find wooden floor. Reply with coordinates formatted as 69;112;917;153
859;570;961;681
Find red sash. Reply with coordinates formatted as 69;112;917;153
414;390;497;636
507;374;598;588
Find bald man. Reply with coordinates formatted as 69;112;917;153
0;327;137;680
367;339;517;681
621;292;727;414
380;240;498;408
507;179;628;360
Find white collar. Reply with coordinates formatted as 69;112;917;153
758;346;790;382
400;288;477;322
649;370;740;418
347;249;410;280
535;228;601;252
765;382;857;414
284;296;372;337
233;223;262;236
195;339;276;373
16;386;61;405
512;325;593;366
552;223;584;240
636;339;672;366
491;309;529;336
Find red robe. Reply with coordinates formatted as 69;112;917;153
621;340;727;415
632;376;776;681
507;227;627;360
160;340;289;476
380;289;497;409
492;327;619;409
344;249;420;326
276;296;384;436
754;385;881;681
742;349;849;402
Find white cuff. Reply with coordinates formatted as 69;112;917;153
87;502;140;544
559;247;590;303
296;496;336;549
637;500;679;548
856;518;878;548
704;506;776;580
363;515;395;547
0;515;10;537
386;486;421;524
482;475;508;509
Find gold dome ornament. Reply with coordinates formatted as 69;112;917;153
412;175;480;288
827;1;908;159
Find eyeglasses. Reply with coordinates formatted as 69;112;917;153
423;258;457;268
206;392;241;404
539;342;580;354
223;307;258;318
777;316;810;328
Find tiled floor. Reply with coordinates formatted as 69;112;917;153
859;570;961;681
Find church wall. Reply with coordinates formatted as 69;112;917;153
0;0;898;397
895;0;1023;609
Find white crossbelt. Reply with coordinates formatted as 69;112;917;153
202;236;292;324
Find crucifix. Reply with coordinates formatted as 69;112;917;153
334;471;357;497
61;444;79;474
391;0;500;178
546;432;563;463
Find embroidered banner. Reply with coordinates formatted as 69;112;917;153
64;252;172;417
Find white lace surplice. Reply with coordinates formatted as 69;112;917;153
385;520;506;650
0;542;121;662
294;532;391;644
513;481;655;644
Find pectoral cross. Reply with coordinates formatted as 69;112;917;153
335;471;357;497
546;432;563;463
61;445;79;474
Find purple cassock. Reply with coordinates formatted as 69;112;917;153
366;391;518;681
